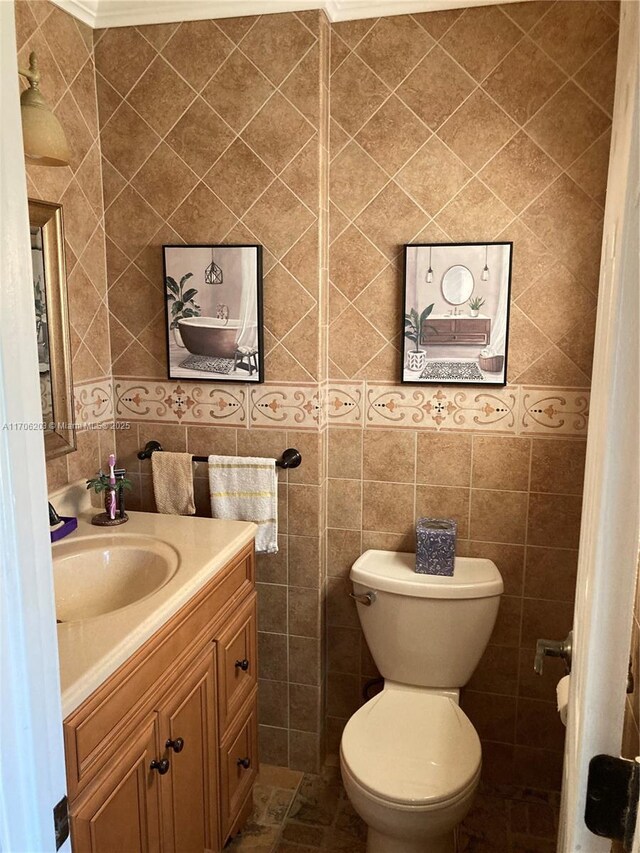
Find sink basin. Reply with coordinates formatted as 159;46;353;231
53;534;179;623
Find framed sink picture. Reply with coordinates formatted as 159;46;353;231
163;244;264;383
402;242;513;386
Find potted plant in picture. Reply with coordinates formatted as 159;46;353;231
404;304;437;372
165;272;200;348
468;296;485;318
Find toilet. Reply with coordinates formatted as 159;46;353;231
340;550;503;853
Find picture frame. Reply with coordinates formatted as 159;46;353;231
402;242;513;386
163;244;264;383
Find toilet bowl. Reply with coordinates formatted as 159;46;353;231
340;551;503;852
340;686;481;853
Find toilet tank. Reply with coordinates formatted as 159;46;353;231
351;550;503;689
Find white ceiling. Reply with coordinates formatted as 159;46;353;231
53;0;530;29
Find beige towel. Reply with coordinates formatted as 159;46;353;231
152;452;195;515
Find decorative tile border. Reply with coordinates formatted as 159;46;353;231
361;383;589;437
113;379;247;426
519;387;590;436
249;385;321;429
326;382;364;426
364;384;519;433
74;378;114;425
110;378;590;437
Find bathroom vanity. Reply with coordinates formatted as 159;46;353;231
53;496;257;853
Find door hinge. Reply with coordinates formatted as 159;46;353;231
585;754;639;851
53;795;69;850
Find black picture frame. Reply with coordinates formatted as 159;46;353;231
402;241;513;387
163;244;264;383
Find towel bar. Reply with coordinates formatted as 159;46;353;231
137;440;302;470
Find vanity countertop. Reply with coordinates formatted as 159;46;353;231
55;510;256;718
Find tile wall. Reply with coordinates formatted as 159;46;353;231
324;1;618;789
18;0;622;785
16;0;114;488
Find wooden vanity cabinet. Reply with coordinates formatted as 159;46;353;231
65;542;257;853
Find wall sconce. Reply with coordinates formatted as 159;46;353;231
18;52;70;167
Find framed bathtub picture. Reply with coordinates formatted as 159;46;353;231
163;244;264;383
402;242;513;386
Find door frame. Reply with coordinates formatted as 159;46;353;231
558;2;639;850
0;4;69;850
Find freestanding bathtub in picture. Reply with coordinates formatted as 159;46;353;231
178;316;241;359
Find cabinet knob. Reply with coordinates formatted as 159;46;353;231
237;757;251;769
166;737;184;753
150;758;170;775
235;659;250;671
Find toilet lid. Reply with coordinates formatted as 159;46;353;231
341;690;481;806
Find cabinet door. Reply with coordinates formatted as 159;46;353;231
219;690;258;842
70;718;162;853
157;646;220;853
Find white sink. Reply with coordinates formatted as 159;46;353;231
53;534;179;623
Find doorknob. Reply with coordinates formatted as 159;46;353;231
534;630;572;675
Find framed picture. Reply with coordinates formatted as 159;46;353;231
163;244;264;383
402;242;513;386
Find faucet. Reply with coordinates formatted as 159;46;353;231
216;304;229;322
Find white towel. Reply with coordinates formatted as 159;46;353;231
208;455;278;554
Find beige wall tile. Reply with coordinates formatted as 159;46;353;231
363;429;415;483
472;436;531;492
470;489;528;544
527;493;583;549
416;432;472;487
327;528;362;578
524;546;578;602
288;535;321;588
328;428;362;479
530;439;586;495
415;484;470;539
327;479;362;530
288;587;320;638
362;481;415;534
288;484;321;535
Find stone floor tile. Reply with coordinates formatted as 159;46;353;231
281;821;326;846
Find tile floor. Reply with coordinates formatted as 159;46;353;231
225;763;560;852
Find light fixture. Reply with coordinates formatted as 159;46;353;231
425;246;433;284
481;245;490;281
204;248;223;285
18;52;70;167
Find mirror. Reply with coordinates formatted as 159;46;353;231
29;199;75;459
441;265;474;305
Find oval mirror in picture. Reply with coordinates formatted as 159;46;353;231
441;265;474;305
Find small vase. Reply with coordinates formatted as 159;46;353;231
407;349;427;372
173;327;186;348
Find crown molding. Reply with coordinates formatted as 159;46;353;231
53;0;528;29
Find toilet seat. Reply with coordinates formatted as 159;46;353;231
340;689;481;808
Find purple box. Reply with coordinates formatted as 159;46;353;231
415;517;457;576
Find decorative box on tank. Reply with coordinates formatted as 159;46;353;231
415;518;457;576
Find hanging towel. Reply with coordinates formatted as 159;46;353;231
151;452;195;515
208;455;278;554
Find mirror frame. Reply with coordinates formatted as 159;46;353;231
28;198;76;459
441;264;475;306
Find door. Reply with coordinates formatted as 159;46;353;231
70;718;162;853
157;646;220;853
558;2;639;850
